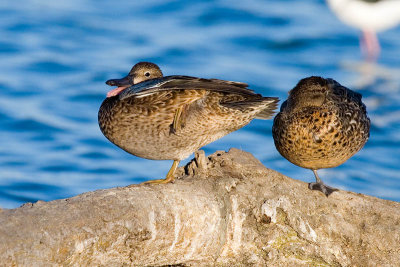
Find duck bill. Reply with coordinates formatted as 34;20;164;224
105;75;131;98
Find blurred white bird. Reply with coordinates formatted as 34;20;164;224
327;0;400;60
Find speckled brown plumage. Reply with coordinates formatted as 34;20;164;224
98;62;279;183
272;76;370;196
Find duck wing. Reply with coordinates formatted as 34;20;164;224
118;75;258;100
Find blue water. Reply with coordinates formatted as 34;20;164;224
1;0;399;208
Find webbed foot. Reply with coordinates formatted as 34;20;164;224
142;160;179;185
308;182;338;197
309;169;339;197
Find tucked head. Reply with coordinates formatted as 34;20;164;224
105;62;163;97
285;76;329;111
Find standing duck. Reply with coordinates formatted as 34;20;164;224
272;76;370;196
326;0;400;60
99;62;279;184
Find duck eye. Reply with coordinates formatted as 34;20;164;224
144;71;150;77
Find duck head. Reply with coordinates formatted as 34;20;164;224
105;62;163;97
285;76;329;111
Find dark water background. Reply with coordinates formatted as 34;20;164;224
1;0;399;208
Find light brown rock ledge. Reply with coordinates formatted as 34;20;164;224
1;148;399;266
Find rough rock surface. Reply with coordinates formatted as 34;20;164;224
0;148;399;266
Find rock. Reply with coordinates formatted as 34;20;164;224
0;148;399;266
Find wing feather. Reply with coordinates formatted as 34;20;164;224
119;75;258;100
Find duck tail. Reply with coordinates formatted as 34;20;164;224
255;97;279;120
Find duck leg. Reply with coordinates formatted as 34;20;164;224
361;30;380;61
308;170;338;197
170;105;187;134
143;160;180;184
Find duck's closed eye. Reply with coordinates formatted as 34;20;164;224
144;72;151;77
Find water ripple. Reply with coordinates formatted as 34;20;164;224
0;0;399;208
